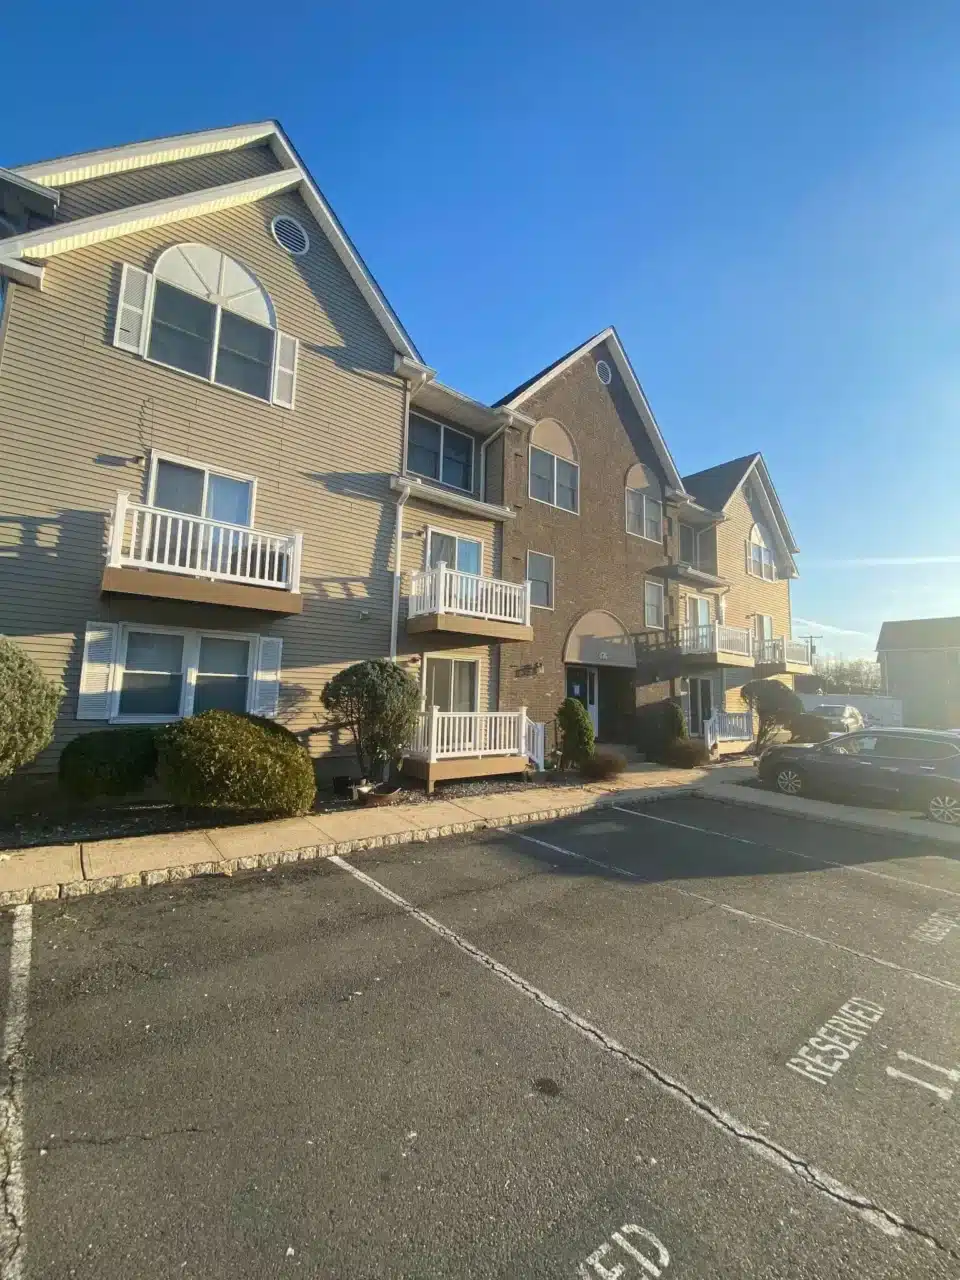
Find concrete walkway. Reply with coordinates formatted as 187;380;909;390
0;763;741;906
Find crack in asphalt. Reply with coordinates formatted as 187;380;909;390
42;1126;217;1150
331;855;960;1263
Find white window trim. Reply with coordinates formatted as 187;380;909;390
753;613;774;641
678;520;701;565
746;524;777;580
146;450;259;524
407;412;475;494
110;622;258;724
424;525;484;575
143;276;281;408
529;444;580;515
420;653;481;713
526;549;555;612
643;578;665;630
685;593;712;628
625;486;662;543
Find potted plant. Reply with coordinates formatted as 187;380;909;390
321;659;422;804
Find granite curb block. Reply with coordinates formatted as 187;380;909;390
0;782;702;907
693;780;960;848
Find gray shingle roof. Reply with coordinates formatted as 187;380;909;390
681;454;759;512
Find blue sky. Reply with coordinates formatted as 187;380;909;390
7;1;959;656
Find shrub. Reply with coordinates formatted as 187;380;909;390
158;711;316;815
239;713;301;745
556;697;595;768
740;679;803;751
321;660;421;778
59;728;158;800
0;637;63;778
635;698;686;761
662;738;710;768
579;749;627;781
789;713;831;743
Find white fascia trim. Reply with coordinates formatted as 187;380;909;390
734;456;799;575
5;171;300;262
13;121;278;187
0;257;44;288
390;475;515;521
501;325;685;493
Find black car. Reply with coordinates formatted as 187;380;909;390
757;728;960;824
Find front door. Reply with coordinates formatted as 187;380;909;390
566;665;598;737
689;677;713;736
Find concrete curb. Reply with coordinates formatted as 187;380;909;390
0;783;702;907
693;781;960;848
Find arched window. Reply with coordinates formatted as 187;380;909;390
625;462;662;542
113;243;298;407
529;419;579;513
748;522;776;580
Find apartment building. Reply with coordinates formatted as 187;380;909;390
877;617;960;729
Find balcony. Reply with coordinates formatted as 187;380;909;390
406;564;533;642
636;622;756;673
755;636;813;674
101;491;304;614
403;707;544;793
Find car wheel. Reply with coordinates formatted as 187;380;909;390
775;767;803;796
927;792;960;825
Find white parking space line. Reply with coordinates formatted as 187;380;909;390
0;906;32;1280
511;830;960;995
614;806;960;901
332;855;914;1241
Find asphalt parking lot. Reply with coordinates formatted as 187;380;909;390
3;796;958;1277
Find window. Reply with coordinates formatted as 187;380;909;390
887;736;960;761
625;480;663;542
427;529;482;575
113;246;297;408
530;446;579;513
644;580;664;629
151;455;254;524
527;551;554;609
193;637;251;714
118;631;184;717
754;614;774;644
424;656;478;713
747;524;776;580
408;415;474;491
113;626;260;722
679;522;697;564
827;734;878;756
686;595;710;628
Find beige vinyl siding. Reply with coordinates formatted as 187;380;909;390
0;182;405;766
396;496;503;712
715;486;792;638
53;146;283;222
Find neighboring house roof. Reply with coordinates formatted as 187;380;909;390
877;617;960;651
494;326;686;493
0;120;421;361
683;451;800;573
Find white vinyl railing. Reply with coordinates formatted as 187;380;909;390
755;637;813;666
702;710;754;747
677;623;753;658
107;491;302;592
407;706;545;763
409;564;531;627
525;718;546;771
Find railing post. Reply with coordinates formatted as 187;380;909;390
108;491;129;567
517;704;528;759
428;704;440;762
523;581;531;627
289;531;303;593
436;562;447;615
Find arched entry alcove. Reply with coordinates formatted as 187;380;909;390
563;610;636;741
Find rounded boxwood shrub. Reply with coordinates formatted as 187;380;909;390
158;710;316;815
556;697;595;768
579;748;627;781
635;698;686;762
59;727;158;800
662;738;710;769
0;636;63;778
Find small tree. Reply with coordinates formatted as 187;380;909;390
0;637;63;778
741;678;803;751
321;659;421;779
556;697;595;768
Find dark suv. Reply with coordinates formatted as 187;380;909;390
757;728;960;824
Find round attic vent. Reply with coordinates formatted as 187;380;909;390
596;359;612;385
271;215;310;256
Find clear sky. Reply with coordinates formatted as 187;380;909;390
7;1;959;657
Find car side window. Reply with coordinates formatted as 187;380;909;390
826;734;878;756
893;738;960;762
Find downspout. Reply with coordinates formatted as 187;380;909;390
391;364;432;660
479;421;508;504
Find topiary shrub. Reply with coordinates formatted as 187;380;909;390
0;636;63;778
635;698;686;762
789;713;831;744
556;697;595;768
579;748;627;781
741;679;803;751
157;710;316;815
321;659;422;778
59;727;158;800
239;713;301;745
662;738;710;768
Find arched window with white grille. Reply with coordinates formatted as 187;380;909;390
747;522;776;580
112;243;297;408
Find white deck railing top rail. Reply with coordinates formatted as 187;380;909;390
756;636;813;666
409;564;531;627
676;622;753;658
407;706;545;764
107;491;302;592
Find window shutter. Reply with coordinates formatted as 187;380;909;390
113;264;152;354
252;636;283;717
77;622;119;719
271;332;298;408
